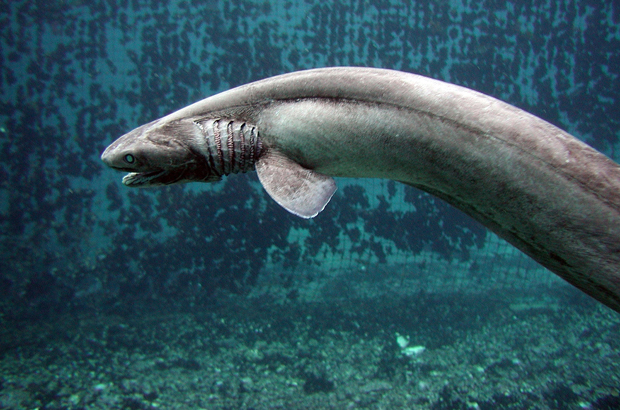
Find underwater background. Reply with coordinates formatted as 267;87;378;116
1;0;619;409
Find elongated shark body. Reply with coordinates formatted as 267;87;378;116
101;67;620;313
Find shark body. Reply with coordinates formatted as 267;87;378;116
101;67;620;313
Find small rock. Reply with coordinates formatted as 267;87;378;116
360;380;392;394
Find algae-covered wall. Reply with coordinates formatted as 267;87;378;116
1;0;618;316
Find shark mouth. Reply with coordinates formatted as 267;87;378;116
122;169;174;187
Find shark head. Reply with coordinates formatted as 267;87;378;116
101;119;221;187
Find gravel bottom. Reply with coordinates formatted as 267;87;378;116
1;290;619;410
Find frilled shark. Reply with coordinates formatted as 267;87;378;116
101;67;620;313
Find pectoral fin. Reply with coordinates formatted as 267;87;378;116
255;150;337;218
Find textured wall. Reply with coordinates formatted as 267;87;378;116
1;0;618;316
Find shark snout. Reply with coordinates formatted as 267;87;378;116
100;146;112;165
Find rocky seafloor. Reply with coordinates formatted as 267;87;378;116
1;286;619;410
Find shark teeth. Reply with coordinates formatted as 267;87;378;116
122;170;167;187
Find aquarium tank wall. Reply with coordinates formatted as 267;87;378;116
5;0;619;316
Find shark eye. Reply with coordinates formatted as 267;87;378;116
124;154;135;164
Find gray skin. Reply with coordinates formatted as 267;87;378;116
101;67;620;313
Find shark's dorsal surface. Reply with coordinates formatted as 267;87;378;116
101;67;620;313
